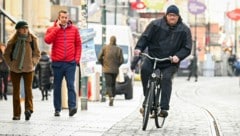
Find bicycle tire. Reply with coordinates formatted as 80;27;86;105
142;81;154;131
154;87;161;128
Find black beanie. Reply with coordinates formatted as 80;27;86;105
15;21;28;29
166;5;179;15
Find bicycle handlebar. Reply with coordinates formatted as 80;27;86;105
140;53;172;62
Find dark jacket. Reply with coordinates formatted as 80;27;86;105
135;16;192;68
35;54;53;90
0;50;9;73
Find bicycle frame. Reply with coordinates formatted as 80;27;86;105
141;53;172;130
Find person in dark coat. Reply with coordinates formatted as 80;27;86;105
132;5;192;117
35;51;53;101
187;55;198;82
0;47;9;100
98;36;124;106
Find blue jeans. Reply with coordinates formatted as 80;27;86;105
52;61;76;112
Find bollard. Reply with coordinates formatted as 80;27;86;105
81;76;88;110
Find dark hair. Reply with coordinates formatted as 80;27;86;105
41;51;47;56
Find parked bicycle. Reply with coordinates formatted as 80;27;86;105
140;53;172;131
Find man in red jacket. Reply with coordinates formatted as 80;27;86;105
44;10;82;117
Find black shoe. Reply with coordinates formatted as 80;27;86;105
3;94;7;100
109;98;114;106
158;110;168;118
25;110;32;121
12;116;20;120
54;111;60;117
101;97;106;102
69;108;77;117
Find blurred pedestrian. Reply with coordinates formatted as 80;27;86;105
98;36;124;106
20;77;25;102
0;45;9;100
187;55;198;82
35;51;53;101
44;10;82;117
233;58;240;76
3;21;41;121
228;54;236;76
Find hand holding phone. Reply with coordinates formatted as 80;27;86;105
56;19;61;28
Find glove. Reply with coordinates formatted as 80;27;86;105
131;56;141;71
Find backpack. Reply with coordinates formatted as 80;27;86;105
10;38;34;61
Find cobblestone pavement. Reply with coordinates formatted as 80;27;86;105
1;77;240;136
102;77;240;136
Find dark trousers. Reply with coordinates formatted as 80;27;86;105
0;72;9;97
141;59;177;110
104;73;117;98
10;71;33;117
187;68;198;81
52;62;76;112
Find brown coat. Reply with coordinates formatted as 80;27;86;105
3;33;41;73
98;44;124;74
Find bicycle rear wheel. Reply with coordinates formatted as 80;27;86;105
142;82;154;131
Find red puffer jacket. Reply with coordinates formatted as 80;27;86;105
44;20;82;64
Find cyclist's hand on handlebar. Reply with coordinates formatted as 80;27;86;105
172;55;180;63
134;49;141;56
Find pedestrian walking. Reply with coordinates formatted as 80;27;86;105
98;36;124;106
132;5;192;117
0;45;9;100
187;55;198;82
3;21;41;121
44;10;82;117
35;51;53;101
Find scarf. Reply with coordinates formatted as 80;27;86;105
12;35;28;70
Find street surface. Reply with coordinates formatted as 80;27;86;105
0;77;240;136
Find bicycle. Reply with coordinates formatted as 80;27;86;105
140;53;172;131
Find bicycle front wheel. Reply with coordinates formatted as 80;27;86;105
154;87;161;128
142;82;154;131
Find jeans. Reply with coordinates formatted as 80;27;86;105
52;61;76;112
140;58;177;110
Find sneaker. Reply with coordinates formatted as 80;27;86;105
12;116;20;120
54;111;60;117
158;110;168;117
69;108;77;117
25;110;32;121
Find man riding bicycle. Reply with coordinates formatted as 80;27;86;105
132;5;192;117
